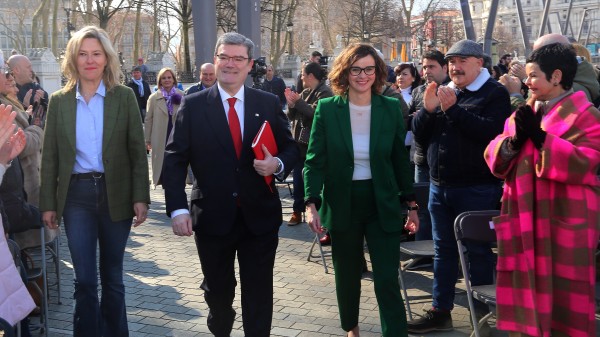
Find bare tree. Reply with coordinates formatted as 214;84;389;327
160;0;193;72
31;0;50;48
216;0;236;33
308;0;337;53
51;0;60;56
262;0;299;67
0;1;30;52
341;0;398;43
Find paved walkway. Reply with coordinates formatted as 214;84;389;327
42;174;599;336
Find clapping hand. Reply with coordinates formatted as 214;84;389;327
0;128;26;165
437;85;457;112
508;105;531;151
499;74;522;95
284;88;300;108
512;104;546;149
422;82;440;113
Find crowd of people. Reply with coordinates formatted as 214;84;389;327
0;24;599;337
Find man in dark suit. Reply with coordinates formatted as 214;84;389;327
126;66;151;122
185;63;217;96
163;32;299;337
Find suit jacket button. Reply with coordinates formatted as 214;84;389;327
233;192;238;197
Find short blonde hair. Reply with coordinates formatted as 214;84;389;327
62;26;122;92
572;43;591;61
327;43;387;96
157;68;178;89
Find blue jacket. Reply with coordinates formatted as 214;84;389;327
412;76;510;186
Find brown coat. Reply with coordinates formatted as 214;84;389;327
286;81;333;158
0;96;50;249
144;89;184;185
0;95;43;205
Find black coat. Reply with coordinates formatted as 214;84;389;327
163;85;299;236
0;158;40;234
412;77;510;186
126;79;151;111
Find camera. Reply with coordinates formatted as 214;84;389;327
248;56;267;89
319;56;329;69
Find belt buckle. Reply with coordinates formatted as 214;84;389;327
92;172;103;179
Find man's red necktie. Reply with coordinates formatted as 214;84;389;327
227;97;242;159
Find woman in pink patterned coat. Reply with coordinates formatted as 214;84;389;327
485;43;600;337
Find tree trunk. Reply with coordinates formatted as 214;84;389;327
86;0;94;24
181;19;191;72
51;0;59;55
31;0;48;48
133;0;142;61
152;0;160;51
42;0;50;47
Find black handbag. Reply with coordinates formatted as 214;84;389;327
298;126;310;145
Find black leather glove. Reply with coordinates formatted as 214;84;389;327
508;105;531;151
517;104;547;149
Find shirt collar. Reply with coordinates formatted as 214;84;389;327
76;80;107;100
217;83;245;103
447;68;490;92
535;89;573;116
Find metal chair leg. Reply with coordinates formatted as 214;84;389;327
398;267;413;320
307;233;328;273
40;228;49;336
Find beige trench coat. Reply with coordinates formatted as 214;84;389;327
144;89;184;185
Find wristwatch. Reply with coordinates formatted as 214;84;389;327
407;204;419;211
275;158;283;174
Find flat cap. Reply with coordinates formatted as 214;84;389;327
445;40;484;59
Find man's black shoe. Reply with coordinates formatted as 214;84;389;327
407;308;453;333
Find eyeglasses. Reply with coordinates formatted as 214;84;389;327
216;54;250;65
349;66;376;76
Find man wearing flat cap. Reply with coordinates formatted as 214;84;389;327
408;39;511;334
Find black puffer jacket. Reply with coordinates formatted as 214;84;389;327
412;77;511;186
408;76;450;166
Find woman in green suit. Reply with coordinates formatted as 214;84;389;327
40;26;150;337
304;43;419;337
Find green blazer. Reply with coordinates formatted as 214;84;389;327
304;94;414;233
39;85;150;222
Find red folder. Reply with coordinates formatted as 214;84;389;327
252;121;279;192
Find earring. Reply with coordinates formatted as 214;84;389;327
553;82;558;86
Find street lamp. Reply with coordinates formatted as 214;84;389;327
286;22;294;55
62;0;75;37
363;30;369;42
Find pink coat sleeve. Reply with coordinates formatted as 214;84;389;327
485;112;519;179
535;106;600;186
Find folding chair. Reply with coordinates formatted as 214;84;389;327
400;182;434;269
307;233;329;273
398;182;434;319
16;228;61;304
10;229;49;336
454;210;500;337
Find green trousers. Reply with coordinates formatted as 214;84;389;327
330;179;408;337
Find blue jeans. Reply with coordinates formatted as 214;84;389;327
429;182;502;311
63;177;132;337
414;165;432;241
292;161;305;213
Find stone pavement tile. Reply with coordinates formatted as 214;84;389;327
43;175;598;337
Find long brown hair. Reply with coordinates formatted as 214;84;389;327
327;43;387;96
